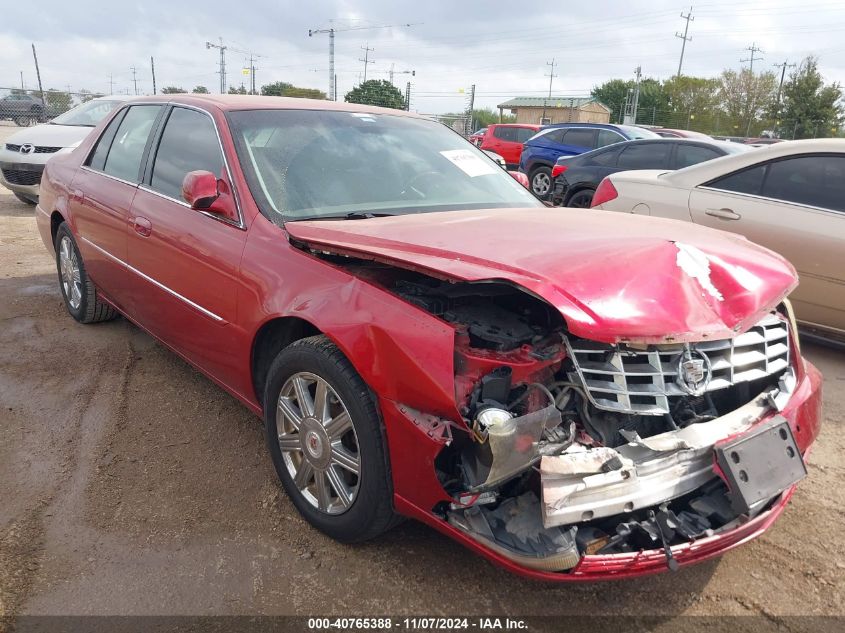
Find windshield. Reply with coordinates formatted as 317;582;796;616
51;99;123;127
226;109;541;222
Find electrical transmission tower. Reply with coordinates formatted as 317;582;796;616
205;38;227;93
309;21;419;100
675;7;694;78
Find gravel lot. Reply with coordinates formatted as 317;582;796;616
0;124;843;628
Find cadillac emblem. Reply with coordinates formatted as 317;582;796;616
676;348;712;396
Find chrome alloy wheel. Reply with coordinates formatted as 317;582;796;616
276;372;361;515
59;236;82;310
532;171;551;196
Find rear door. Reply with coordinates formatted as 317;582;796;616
126;104;248;379
70;104;163;304
689;154;845;333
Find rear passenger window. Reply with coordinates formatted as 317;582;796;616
562;128;596;149
616;143;672;170
87;110;127;172
102;105;161;182
675;144;721;169
493;127;517;141
539;129;566;144
597;130;624;148
590;147;622;167
515;128;536;143
761;155;845;212
707;165;767;196
150;107;224;201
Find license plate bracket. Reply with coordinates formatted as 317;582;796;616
714;416;806;514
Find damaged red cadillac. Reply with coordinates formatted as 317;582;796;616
35;95;822;580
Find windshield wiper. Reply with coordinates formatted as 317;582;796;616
288;211;399;221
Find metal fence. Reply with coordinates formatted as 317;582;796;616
0;87;104;127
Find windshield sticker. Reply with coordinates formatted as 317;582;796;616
440;149;499;177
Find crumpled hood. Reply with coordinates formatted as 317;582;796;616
285;207;798;344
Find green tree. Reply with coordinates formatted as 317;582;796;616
662;75;720;131
591;78;668;124
717;69;777;136
776;56;844;139
261;81;326;99
192;85;210;94
161;86;187;94
344;80;405;109
471;108;515;128
228;85;248;95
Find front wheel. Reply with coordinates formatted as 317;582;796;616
530;166;552;198
54;223;118;323
263;335;398;543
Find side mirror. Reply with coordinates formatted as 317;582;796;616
182;170;219;210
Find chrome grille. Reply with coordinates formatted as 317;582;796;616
4;143;60;153
565;314;790;415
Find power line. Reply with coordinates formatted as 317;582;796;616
130;66;138;95
741;42;764;74
675;6;694;77
205;38;227;93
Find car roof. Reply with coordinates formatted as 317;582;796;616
557;137;748;163
121;94;427;119
490;123;539;128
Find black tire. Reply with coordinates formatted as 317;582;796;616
565;188;595;208
54;223;118;324
263;335;398;543
529;166;552;199
13;116;33;127
14;192;37;205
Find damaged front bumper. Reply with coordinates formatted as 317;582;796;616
392;359;822;581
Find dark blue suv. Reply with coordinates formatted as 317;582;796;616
519;123;658;198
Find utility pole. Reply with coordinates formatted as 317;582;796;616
387;65;415;85
150;57;157;95
20;71;24;90
206;38;227;93
741;43;764;136
359;44;374;83
773;60;796;105
405;81;411;111
631;65;642;124
130;66;138;95
741;42;764;74
465;84;476;135
540;58;557;124
675;7;694;78
31;44;44;102
108;74;114;95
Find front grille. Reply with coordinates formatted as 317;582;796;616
4;144;60;154
2;167;43;186
566;314;790;415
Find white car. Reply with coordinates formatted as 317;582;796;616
591;138;845;342
0;96;129;204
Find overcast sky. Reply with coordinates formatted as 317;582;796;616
2;0;844;113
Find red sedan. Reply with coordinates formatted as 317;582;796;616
36;95;821;580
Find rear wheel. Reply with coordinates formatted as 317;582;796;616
565;188;595;208
263;335;398;543
13;115;35;127
530;166;552;198
54;223;118;324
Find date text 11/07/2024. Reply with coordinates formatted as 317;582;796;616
307;617;528;630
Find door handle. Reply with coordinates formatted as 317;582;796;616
133;216;152;237
705;207;741;220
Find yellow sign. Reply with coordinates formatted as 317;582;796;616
242;68;250;76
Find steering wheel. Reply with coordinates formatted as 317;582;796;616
401;170;446;199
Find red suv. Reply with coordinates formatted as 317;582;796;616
478;123;539;169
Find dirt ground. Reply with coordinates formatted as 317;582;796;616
0;124;843;627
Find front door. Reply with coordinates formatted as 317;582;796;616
125;105;248;384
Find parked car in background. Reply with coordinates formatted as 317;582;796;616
0;93;46;126
550;138;750;207
477;123;540;169
36;95;820;580
519;123;659;198
592;138;845;343
0;96;129;204
744;137;784;147
468;128;487;145
653;128;713;139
